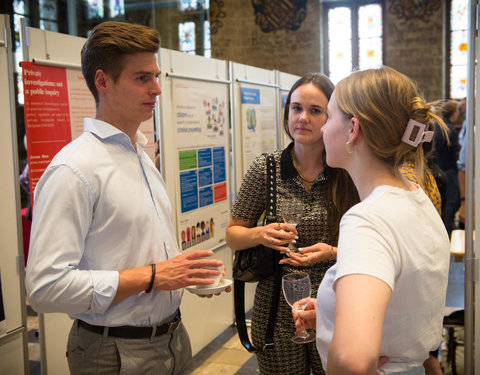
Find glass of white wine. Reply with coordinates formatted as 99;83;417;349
282;272;316;344
281;199;303;251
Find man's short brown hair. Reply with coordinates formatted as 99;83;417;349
81;21;160;104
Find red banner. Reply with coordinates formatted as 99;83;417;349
22;62;72;204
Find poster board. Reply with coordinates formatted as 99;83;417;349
230;62;278;195
171;77;229;252
229;62;279;314
158;49;234;355
0;14;28;375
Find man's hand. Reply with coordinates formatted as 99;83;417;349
197;265;232;298
154;250;223;290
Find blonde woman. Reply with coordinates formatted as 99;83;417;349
293;67;450;375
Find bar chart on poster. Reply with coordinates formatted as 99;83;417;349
171;77;230;252
158;48;234;355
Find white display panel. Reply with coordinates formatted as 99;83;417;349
230;62;278;195
0;13;28;375
158;48;234;356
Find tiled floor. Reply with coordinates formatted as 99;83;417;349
26;306;258;375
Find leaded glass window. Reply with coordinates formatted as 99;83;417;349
13;0;28;105
87;0;104;19
450;0;468;99
204;20;211;58
328;7;352;84
179;0;209;11
179;22;196;54
358;4;382;69
324;1;384;84
109;0;125;18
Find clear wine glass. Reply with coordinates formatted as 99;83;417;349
282;272;316;344
281;199;303;251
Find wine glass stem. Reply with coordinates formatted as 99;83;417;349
298;329;308;339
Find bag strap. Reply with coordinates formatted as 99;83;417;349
235;154;282;353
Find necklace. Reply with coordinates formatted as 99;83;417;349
291;149;317;184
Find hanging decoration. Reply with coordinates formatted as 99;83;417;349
389;0;441;23
251;0;307;32
210;0;226;34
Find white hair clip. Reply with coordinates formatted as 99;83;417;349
401;119;434;147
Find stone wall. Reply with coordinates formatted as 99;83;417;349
384;0;444;101
210;0;321;76
210;0;445;101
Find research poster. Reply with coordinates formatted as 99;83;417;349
22;62;156;204
0;268;5;336
240;84;277;174
172;78;230;251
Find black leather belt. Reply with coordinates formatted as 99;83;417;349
77;312;181;339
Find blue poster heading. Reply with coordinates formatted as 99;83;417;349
241;87;261;104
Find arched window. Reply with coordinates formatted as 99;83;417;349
449;0;468;99
322;0;384;83
178;0;211;57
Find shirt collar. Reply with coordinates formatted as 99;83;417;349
280;141;328;183
280;141;297;181
83;118;148;150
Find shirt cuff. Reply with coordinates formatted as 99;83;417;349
90;270;119;314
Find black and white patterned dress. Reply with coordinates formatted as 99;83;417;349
231;143;337;375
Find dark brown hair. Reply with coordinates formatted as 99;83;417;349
81;21;160;104
284;73;359;240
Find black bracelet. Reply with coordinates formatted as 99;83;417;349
460;197;465;201
145;263;155;293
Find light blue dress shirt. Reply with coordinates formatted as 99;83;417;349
26;118;182;327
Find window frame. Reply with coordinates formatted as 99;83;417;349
322;0;386;79
446;0;468;99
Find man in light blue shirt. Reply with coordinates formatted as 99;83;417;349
25;21;227;374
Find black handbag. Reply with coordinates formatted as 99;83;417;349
233;154;282;352
232;154;278;282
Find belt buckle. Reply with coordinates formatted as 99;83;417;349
166;319;181;334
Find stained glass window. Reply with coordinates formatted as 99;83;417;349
358;4;382;69
179;22;196;54
13;1;28;105
39;0;56;20
204;20;211;58
179;0;209;11
328;7;352;84
109;0;125;18
87;0;104;19
450;0;468;99
325;1;383;84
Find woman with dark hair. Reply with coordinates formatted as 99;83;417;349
226;73;358;374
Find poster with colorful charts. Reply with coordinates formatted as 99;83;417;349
240;83;277;174
171;78;230;251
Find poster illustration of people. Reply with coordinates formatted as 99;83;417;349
172;78;230;251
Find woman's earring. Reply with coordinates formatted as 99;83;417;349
345;141;353;154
